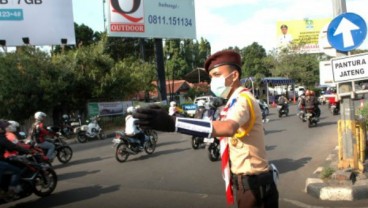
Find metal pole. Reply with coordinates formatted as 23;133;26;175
154;39;167;103
198;68;201;83
332;0;357;169
102;0;107;31
332;0;346;17
266;82;270;107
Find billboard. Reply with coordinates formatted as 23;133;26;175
107;0;196;39
276;18;332;53
87;101;133;117
0;0;75;46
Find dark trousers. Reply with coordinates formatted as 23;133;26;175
0;161;22;188
133;132;145;146
234;173;279;208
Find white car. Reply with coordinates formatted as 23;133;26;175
193;96;215;105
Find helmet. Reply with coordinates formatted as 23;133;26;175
62;114;69;119
127;106;135;114
305;90;311;96
34;111;47;121
7;120;19;132
170;101;176;107
197;100;205;107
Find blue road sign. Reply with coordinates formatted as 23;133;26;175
327;12;367;52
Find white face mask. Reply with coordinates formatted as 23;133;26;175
210;72;234;98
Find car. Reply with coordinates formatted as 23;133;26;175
181;103;197;117
193;95;216;105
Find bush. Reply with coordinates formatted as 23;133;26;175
356;101;368;127
320;166;335;179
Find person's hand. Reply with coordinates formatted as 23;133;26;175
133;105;176;132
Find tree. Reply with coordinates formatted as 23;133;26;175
104;35;155;62
240;42;270;78
53;23;103;54
265;47;322;88
0;47;74;121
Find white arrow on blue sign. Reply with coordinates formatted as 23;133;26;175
327;12;367;52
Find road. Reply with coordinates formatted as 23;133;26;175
5;104;368;208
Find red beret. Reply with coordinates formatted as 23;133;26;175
204;50;241;73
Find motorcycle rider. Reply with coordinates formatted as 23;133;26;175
4;121;21;158
0;119;31;195
310;90;321;118
277;93;288;113
168;101;178;116
301;90;320;118
194;100;206;119
297;92;306;116
256;96;269;123
31;112;56;162
125;106;145;149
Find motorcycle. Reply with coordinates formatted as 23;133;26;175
44;126;73;164
60;114;82;139
327;95;339;115
207;137;220;161
277;104;289;117
0;154;57;204
298;106;306;122
75;115;106;143
305;109;319;128
112;130;157;163
329;101;340;115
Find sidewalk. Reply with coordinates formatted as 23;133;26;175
305;146;368;200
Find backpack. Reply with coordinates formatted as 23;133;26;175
305;96;315;110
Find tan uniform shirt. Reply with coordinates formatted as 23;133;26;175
225;87;269;175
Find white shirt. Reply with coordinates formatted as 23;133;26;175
125;115;140;136
278;34;293;46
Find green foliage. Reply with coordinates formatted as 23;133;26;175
265;47;322;87
241;42;270;78
164;39;211;80
356;102;368;127
0;47;72;121
53;23;103;54
186;82;210;100
320;167;335;179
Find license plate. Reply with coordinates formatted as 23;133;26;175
204;138;214;143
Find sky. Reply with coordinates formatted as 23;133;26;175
72;0;368;54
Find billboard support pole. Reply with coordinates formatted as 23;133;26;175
154;38;167;103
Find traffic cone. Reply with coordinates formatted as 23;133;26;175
293;96;296;104
272;100;276;108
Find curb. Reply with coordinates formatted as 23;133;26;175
305;178;368;201
305;146;368;201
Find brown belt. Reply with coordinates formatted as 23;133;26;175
233;171;274;190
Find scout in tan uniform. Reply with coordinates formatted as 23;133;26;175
134;50;279;208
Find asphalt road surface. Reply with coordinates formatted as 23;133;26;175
5;104;368;208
